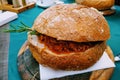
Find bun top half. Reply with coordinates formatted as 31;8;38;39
33;4;110;42
75;0;114;10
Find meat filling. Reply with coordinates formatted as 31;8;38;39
38;35;102;54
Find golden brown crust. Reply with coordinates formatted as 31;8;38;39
28;35;106;70
75;0;115;10
33;4;110;42
90;46;114;80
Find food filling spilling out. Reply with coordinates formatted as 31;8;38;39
38;35;102;54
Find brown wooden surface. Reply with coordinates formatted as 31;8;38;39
101;9;116;16
0;3;35;13
17;41;114;80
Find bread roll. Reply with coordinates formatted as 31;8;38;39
75;0;115;10
28;4;110;70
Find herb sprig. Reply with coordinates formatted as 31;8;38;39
3;22;39;35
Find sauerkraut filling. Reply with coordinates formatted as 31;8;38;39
38;35;103;54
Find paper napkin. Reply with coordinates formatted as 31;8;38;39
39;52;115;80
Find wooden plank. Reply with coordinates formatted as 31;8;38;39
0;2;35;13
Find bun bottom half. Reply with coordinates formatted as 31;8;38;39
28;35;106;70
17;39;114;80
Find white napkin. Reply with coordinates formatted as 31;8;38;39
0;11;18;26
39;52;115;80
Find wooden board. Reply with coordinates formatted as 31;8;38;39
0;3;35;13
17;41;114;80
100;9;116;16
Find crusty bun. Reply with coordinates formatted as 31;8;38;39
28;4;110;70
28;34;106;70
33;4;110;42
75;0;115;10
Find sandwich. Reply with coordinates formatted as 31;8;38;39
28;4;110;70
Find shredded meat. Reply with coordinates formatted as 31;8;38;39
38;35;102;54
